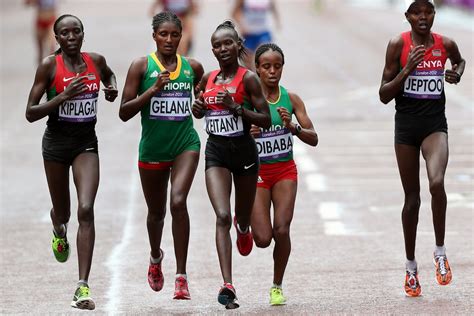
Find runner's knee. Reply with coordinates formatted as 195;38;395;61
216;212;232;230
273;224;290;242
254;233;272;248
170;192;187;217
429;177;445;197
77;203;94;224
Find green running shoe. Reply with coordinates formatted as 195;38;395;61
52;230;69;263
71;285;95;310
270;287;287;306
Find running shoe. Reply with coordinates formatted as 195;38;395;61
148;250;164;292
173;276;191;300
233;216;253;256
52;229;69;263
71;285;95;310
434;254;452;285
404;269;422;297
218;283;239;309
270;286;287;306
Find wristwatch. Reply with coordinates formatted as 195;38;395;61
234;105;244;117
294;123;302;135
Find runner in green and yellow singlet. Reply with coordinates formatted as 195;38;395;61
250;44;318;306
119;11;204;300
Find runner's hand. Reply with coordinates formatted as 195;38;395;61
153;70;170;91
405;45;425;73
277;107;292;128
445;64;461;84
103;85;118;102
250;124;261;138
192;91;206;117
62;75;89;100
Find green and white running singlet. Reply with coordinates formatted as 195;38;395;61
138;53;200;162
254;85;294;164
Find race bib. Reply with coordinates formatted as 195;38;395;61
150;91;191;121
403;70;444;99
255;128;293;161
59;92;98;122
205;109;244;137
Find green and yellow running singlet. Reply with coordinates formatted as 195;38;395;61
255;85;294;164
138;53;200;162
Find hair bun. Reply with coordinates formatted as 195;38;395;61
222;20;235;29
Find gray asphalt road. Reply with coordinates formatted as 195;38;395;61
1;0;473;314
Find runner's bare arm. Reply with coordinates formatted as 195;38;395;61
89;52;118;102
288;91;318;146
119;57;170;121
443;36;465;84
242;71;271;128
26;56;88;122
379;36;424;104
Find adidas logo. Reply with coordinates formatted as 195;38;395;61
150;70;159;78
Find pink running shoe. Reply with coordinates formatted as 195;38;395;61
148;250;164;292
173;276;191;300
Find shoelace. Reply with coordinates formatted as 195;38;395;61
176;278;187;289
272;288;282;295
407;271;418;288
436;256;447;275
78;286;90;298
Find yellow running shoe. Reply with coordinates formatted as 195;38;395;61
270;286;287;306
71;285;95;310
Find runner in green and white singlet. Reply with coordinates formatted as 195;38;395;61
250;44;318;306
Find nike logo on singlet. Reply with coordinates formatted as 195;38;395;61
244;163;255;170
63;76;76;82
205;87;215;93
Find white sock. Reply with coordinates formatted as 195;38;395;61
406;259;417;272
435;245;446;257
176;274;187;280
77;280;88;287
150;251;163;264
272;283;282;289
237;222;249;234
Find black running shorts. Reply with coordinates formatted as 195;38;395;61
42;128;98;165
205;134;259;176
395;112;448;148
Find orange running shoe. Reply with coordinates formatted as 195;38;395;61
173;276;191;300
434;254;452;285
148;250;164;292
405;270;422;297
233;216;253;256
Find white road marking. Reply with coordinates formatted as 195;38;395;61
305;173;327;192
296;155;319;172
105;168;139;312
324;221;347;236
319;202;342;220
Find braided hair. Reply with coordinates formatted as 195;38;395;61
214;20;248;62
52;14;84;55
152;11;182;32
255;43;285;67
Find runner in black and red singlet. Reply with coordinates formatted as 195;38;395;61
192;20;270;309
379;0;465;297
26;14;118;310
